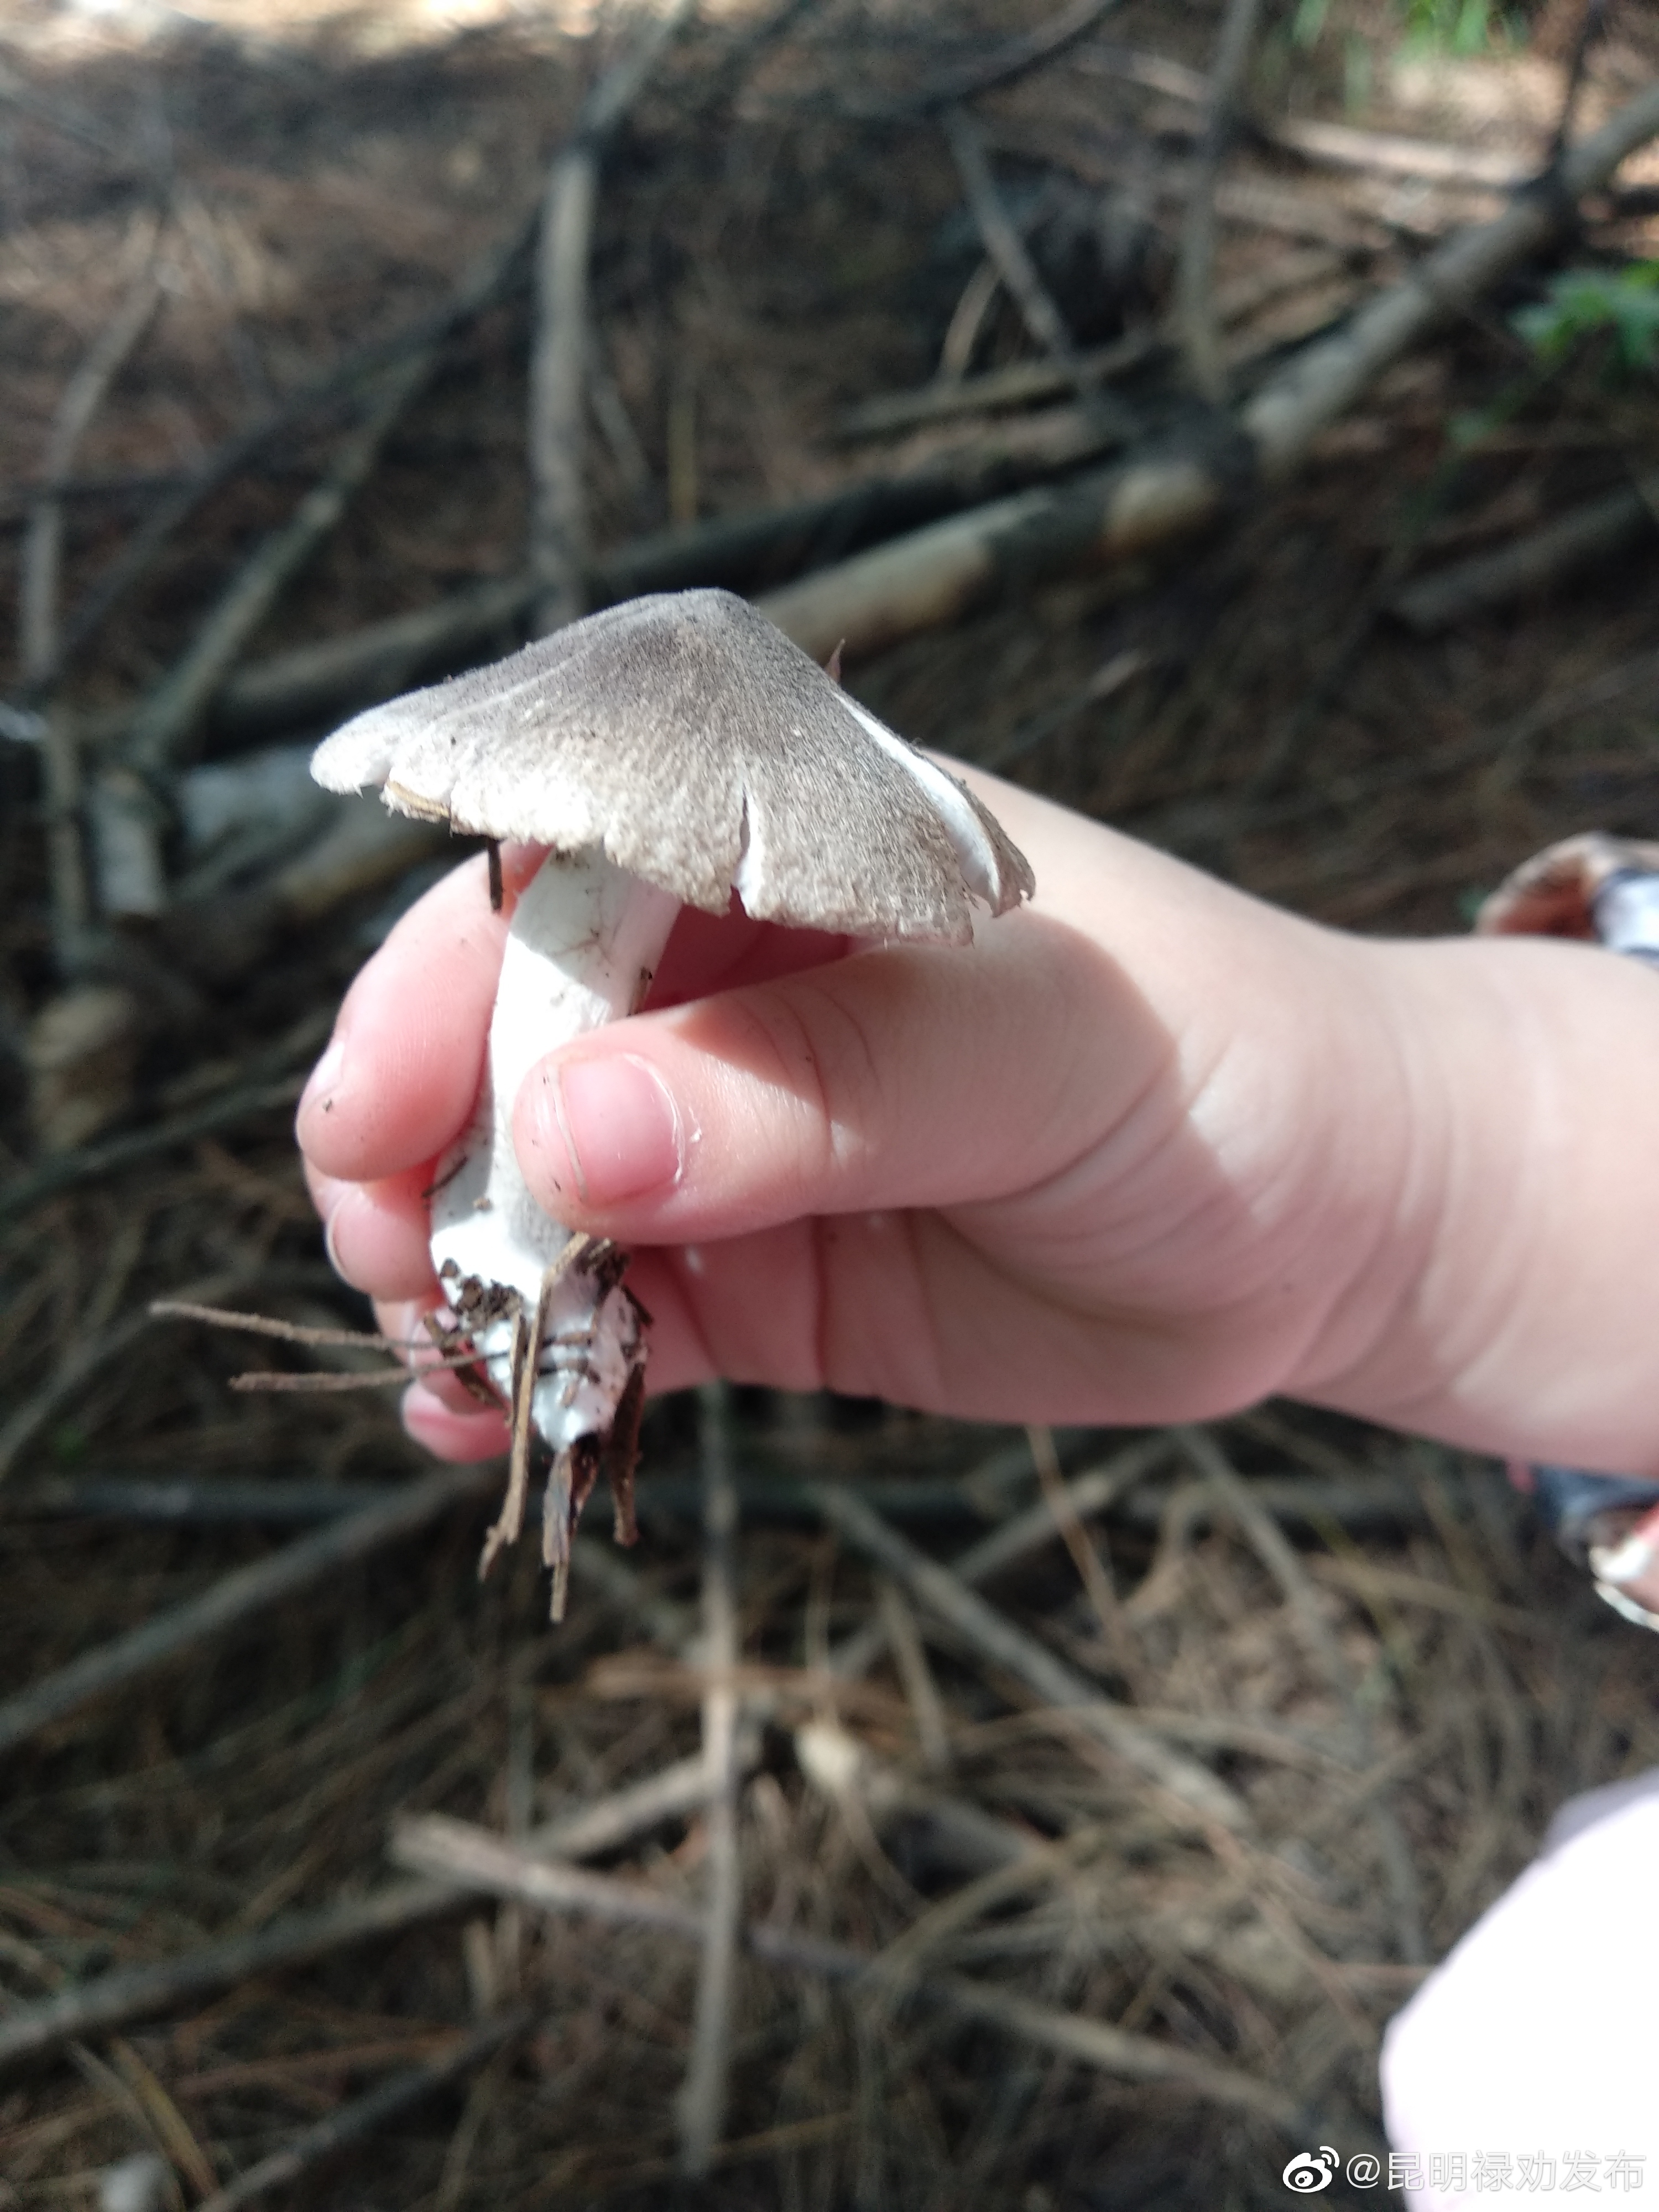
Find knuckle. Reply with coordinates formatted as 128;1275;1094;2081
705;975;889;1188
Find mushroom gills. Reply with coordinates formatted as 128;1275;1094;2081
428;851;678;1614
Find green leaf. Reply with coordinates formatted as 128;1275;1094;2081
1513;262;1659;374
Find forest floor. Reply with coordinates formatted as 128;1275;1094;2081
2;1;1658;2206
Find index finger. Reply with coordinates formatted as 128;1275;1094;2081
296;849;507;1184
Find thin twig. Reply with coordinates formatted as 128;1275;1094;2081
148;1301;410;1350
1175;0;1267;402
875;1578;953;1773
0;1881;458;2072
1391;482;1655;633
839;249;1342;438
37;712;91;964
536;1734;764;1863
19;226;163;688
390;1817;1301;2127
827;1433;1159;1672
827;1434;1170;1682
20;232;163;957
112;211;546;817
0;1609;721;2072
1177;1429;1427;1965
195;2012;530;2212
1545;0;1608;173
226;1359;482;1395
0;1268;264;1486
1029;1423;1140;1682
795;1717;1037;1877
0;1009;330;1227
679;1382;743;2175
0;1465;501;1756
940;107;1135;440
843;0;1124;118
122;363;432;790
26;217;538;706
806;1481;1249;1833
868;1825;1102;1989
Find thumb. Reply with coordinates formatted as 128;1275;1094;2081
509;906;1171;1245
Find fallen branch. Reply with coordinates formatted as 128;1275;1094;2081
195;2011;529;2212
122;403;1128;745
1075;44;1537;188
1544;0;1608;173
839;248;1344;439
0;1879;457;2073
1244;80;1659;478
756;76;1659;662
756;451;1229;662
19;229;163;690
121;362;444;795
805;1481;1250;1833
1391;479;1656;632
941;107;1134;438
22;232;163;958
529;146;593;633
26;218;537;706
0;1464;500;1754
1175;0;1267;403
529;0;695;633
199;574;535;738
1267;115;1531;190
390;1816;1301;2127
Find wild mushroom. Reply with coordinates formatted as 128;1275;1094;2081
311;588;1034;1615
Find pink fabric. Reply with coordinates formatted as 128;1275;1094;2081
1380;1771;1659;2207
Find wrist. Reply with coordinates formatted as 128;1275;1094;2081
1292;933;1659;1473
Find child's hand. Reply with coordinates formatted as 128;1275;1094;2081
296;769;1659;1478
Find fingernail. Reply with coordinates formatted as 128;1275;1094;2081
322;1188;353;1282
298;1032;348;1127
544;1053;684;1207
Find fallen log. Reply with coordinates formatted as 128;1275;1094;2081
1243;81;1659;478
186;403;1128;740
761;76;1659;662
757;446;1230;662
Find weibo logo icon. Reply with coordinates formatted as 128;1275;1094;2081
1282;2148;1340;2194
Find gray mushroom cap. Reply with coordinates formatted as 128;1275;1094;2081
310;588;1034;944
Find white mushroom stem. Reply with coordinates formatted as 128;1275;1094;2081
429;848;678;1474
